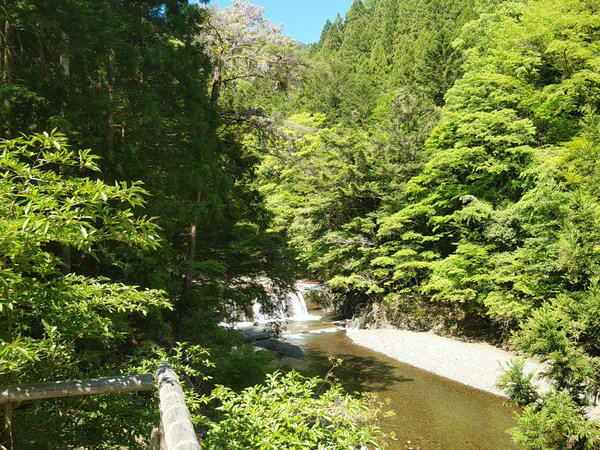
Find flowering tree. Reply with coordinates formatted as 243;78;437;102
200;0;300;105
177;2;301;308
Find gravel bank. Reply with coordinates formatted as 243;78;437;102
346;328;546;397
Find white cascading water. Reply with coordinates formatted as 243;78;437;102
251;290;318;323
285;292;312;320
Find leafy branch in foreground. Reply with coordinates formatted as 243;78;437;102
201;370;383;449
0;131;169;385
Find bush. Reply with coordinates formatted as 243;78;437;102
201;371;383;449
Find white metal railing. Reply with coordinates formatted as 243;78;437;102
0;363;200;450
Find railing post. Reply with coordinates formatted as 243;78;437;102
2;402;13;450
150;426;161;450
154;363;200;450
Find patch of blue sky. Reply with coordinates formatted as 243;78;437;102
207;0;354;44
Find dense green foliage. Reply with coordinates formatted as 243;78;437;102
0;0;292;326
4;0;600;447
202;371;381;449
0;132;170;447
0;132;167;385
294;0;477;121
256;0;600;447
260;0;479;305
0;1;380;448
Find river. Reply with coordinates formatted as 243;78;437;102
270;317;520;449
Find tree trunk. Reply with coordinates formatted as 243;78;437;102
104;50;116;185
59;31;70;77
2;17;13;137
180;62;220;310
181;191;202;308
210;63;221;105
59;31;72;273
179;63;222;308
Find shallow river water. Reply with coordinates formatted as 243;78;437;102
271;318;520;449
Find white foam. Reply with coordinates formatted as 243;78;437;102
309;327;343;334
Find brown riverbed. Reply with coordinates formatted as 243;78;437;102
272;319;521;449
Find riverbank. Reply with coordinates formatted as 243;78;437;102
345;328;546;397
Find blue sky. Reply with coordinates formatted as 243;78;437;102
212;1;354;44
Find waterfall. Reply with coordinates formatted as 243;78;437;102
250;289;319;323
221;281;325;327
286;292;311;320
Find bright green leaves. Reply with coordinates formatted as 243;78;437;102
372;0;600;322
499;300;600;448
259;114;396;286
511;391;600;449
268;0;600;340
0;132;169;385
1;132;161;259
202;371;382;449
497;109;600;443
422;242;492;306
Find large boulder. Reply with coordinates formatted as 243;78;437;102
254;339;307;359
239;330;271;342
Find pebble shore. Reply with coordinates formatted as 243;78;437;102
345;328;546;397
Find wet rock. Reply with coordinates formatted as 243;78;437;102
240;330;271;342
254;339;307;359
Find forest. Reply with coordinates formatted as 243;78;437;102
1;0;599;448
